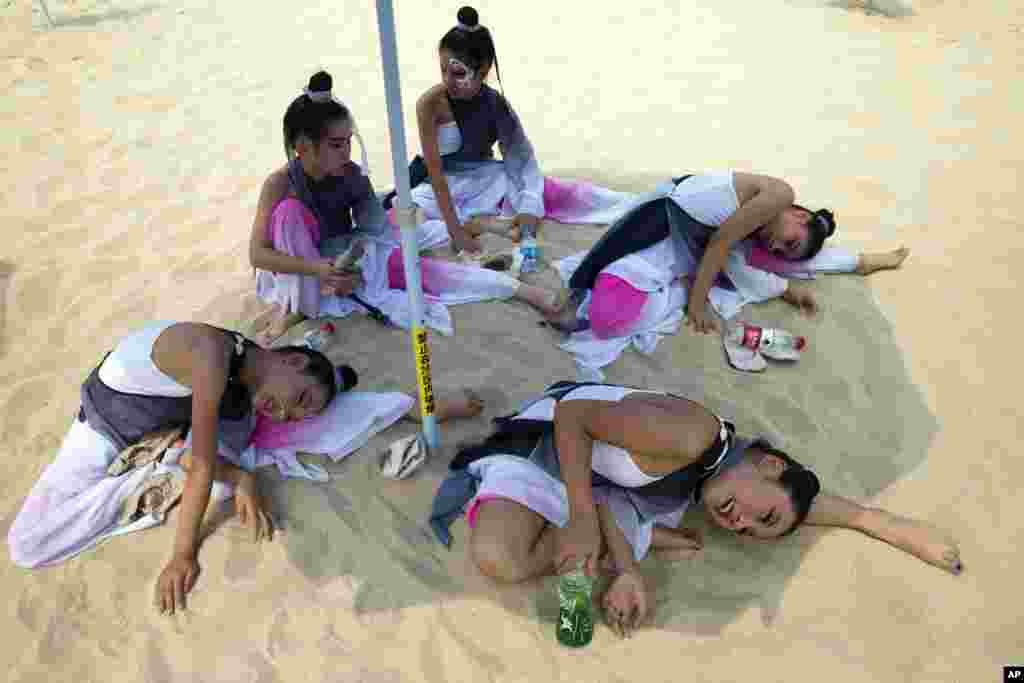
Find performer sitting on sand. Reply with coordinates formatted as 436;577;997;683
431;381;959;637
402;5;547;256
249;70;567;345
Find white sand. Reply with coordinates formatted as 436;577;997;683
1;0;1020;681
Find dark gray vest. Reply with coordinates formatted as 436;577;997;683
78;328;255;454
450;381;740;503
287;159;375;242
443;85;518;167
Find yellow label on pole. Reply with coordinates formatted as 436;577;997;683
412;326;435;417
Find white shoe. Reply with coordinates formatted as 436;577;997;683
379;433;429;480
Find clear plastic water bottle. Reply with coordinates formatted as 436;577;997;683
519;223;539;274
303;322;336;352
724;321;806;360
556;562;594;647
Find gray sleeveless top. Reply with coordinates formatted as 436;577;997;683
79;327;255;454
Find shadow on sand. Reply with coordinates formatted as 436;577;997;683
247;171;938;639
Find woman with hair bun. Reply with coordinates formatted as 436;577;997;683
544;170;909;341
410;6;547;255
6;321;352;611
249;70;570;344
431;380;960;638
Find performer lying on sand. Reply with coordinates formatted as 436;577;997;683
249;70;565;345
544;171;909;339
7;321;482;616
404;5;545;256
431;382;959;637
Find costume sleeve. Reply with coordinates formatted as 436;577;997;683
350;172;392;239
496;96;545;218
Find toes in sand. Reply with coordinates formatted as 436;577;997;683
253;309;305;347
435;388;485;422
859;247;910;275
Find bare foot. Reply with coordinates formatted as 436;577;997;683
856;247;909;275
251;303;282;337
651;527;703;562
482;254;514;272
253;305;306;346
407;388;485;423
885;514;962;575
653;546;702;562
537;291;589;334
515;285;566;317
470;215;520;241
435;388;485;422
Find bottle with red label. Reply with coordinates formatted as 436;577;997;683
724;321;806;361
303;322;336;352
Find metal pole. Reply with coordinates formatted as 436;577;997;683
374;0;440;449
36;0;55;28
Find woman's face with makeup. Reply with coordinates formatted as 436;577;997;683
440;49;487;100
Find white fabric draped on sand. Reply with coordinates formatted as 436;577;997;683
409;170;858;279
468;454;688;562
7;392;413;568
555;253;690;382
410;165;642;234
256;199;520;336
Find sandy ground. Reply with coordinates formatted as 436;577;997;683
1;0;1021;681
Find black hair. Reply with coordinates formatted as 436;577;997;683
439;6;504;92
794;205;837;261
282;71;351;159
749;439;821;536
273;345;359;402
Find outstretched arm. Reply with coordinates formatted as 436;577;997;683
495;98;544;229
806;493;962;575
154;331;226;615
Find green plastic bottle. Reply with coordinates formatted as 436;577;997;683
556;563;594;647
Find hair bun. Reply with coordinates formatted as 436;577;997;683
815;208;836;237
308;70;333;94
781;466;821;505
457;6;479;27
336;364;358;392
801;468;821;499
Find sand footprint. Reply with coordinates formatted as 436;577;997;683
266;607;302;659
0;261;13;355
143;635;175;683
